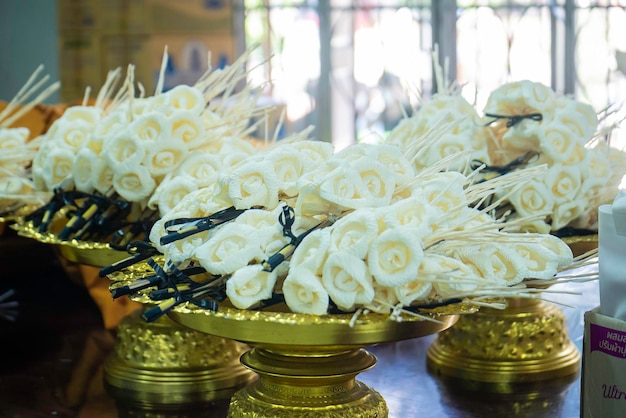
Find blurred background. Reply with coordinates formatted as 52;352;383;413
1;0;625;150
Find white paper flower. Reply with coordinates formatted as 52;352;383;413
364;143;415;187
420;172;467;213
507;179;554;219
130;112;172;142
289;140;335;164
226;160;280;210
175;153;222;188
328;208;378;258
62;105;102;126
42;147;75;190
364;284;400;314
143;139;188;177
534;124;578;164
382;196;439;238
508;242;560;279
543;163;581;205
50;119;92;151
170;110;205;150
165;84;205;114
367;227;424;287
103;129;147;170
553;97;598;140
290;227;330;275
423;255;482;298
72;148;98;192
267;146;309;197
226;264;278;309
194;223;263;275
532;233;574;268
394;278;432;307
90;159;115;195
351;157;396;206
448;244;526;285
155;175;198;215
0;127;28;150
283;266;329;315
322;251;375;312
317;165;369;210
94;112;127;137
112;165;156;202
550;200;584;231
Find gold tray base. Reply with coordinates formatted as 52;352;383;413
104;310;257;410
426;298;580;394
228;347;387;418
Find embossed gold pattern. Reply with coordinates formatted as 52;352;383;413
104;309;257;408
426;298;580;391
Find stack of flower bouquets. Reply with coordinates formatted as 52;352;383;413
384;65;626;237
101;133;594;324
0;65;59;218
21;47;298;259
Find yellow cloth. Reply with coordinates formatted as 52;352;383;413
78;264;142;330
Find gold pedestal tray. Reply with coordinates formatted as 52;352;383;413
426;297;580;394
168;303;461;418
104;308;256;413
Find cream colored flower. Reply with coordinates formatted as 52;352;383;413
364;284;400;314
508;179;554;218
483;80;556;118
321;251;374;312
112;165;156;202
72;148;98;192
367;227;424;287
282;266;329;315
550;200;584;231
94;112;127;137
154;175;198;215
532;233;574;268
103;129;147;170
543;163;581;205
424;255;481;299
351;157;396;207
382;195;439;237
365;143;415;187
82;135;105;155
226;264;278;309
448;244;526;285
194;223;263;275
317;165;369;211
143;139;188;177
90;159;115;195
42;147;75;190
329;208;378;258
507;242;560;279
289;140;335;164
422;132;476;171
165;84;205;114
130;112;172;142
164;230;211;264
175;153;222;188
169;110;205;149
536;124;578;163
420;172;467;213
0;127;28;150
62;105;102;126
290;227;330;275
394;278;432;307
50;119;92;151
267;146;309;197
226;161;280;210
553;96;598;140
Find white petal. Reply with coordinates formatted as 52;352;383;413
329;208;378;258
367;228;424;287
112;165;156;202
226;264;278;309
283;266;329;315
194;223;263;275
322;252;374;312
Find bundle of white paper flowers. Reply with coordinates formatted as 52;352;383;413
31;50;272;216
0;66;59;215
384;76;626;234
150;138;577;317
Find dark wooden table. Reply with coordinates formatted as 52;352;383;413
0;230;598;417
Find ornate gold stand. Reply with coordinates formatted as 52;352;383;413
426;297;580;393
426;235;596;392
168;303;461;417
104;308;256;413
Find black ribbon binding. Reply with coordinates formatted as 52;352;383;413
484;112;543;128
